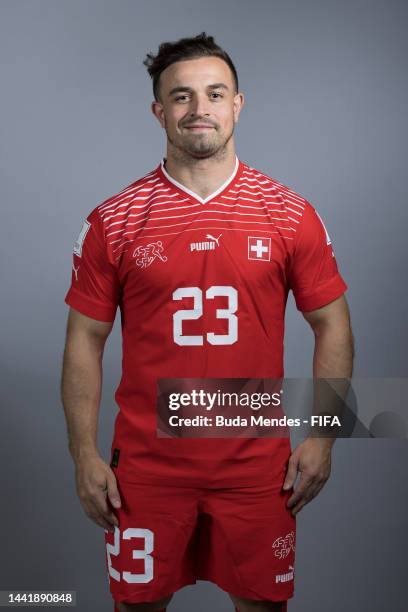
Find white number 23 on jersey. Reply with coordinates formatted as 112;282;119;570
172;285;238;346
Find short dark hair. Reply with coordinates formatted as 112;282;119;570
143;32;239;102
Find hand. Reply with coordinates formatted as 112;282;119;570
74;451;121;532
282;437;333;516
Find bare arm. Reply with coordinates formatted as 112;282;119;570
61;308;113;459
61;308;120;531
284;294;355;514
305;293;354;439
303;293;354;379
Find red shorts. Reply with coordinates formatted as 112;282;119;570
104;478;296;610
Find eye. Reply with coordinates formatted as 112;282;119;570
210;92;223;99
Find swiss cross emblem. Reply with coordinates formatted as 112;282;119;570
248;236;271;261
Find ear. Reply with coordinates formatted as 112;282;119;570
151;100;166;129
233;92;245;123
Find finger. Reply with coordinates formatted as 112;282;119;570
291;489;317;515
83;502;117;532
310;480;326;500
291;481;324;515
291;500;307;516
93;514;117;532
291;489;315;514
286;473;315;508
282;455;299;490
106;472;121;509
87;497;119;530
90;488;120;528
100;482;120;527
103;508;120;528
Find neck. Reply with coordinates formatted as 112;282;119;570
163;144;238;200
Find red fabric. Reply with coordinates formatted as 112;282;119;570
287;203;347;312
234;603;286;611
104;478;295;605
65;158;348;488
113;604;167;612
114;606;166;611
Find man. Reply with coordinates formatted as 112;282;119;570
61;32;353;612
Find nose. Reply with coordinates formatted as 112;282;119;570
188;93;211;119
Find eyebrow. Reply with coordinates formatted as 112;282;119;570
168;83;229;97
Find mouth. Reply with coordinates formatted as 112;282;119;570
184;125;215;131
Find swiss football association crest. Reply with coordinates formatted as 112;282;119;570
133;241;167;269
248;236;271;261
272;531;295;559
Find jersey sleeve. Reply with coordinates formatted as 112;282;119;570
288;201;348;312
64;207;121;322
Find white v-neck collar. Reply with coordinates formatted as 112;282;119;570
160;155;239;204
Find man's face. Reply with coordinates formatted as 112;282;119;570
152;56;244;159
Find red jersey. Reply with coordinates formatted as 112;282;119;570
65;156;348;487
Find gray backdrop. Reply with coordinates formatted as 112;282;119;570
0;0;407;610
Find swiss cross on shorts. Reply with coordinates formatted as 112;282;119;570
248;236;271;261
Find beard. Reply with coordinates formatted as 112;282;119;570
166;122;234;160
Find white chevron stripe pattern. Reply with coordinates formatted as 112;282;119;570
96;161;307;263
